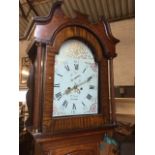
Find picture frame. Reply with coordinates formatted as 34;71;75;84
19;57;31;89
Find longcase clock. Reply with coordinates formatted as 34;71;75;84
26;1;119;155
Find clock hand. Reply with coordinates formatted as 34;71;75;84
75;88;80;94
63;85;77;95
76;75;93;87
63;75;93;95
71;74;80;82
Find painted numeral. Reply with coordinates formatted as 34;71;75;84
89;85;95;89
82;102;85;106
82;68;87;73
65;65;70;71
87;76;92;82
62;100;68;108
55;92;62;100
72;103;76;110
54;83;60;87
57;73;63;77
74;64;79;70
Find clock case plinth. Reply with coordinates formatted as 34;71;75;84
32;128;116;155
26;1;119;154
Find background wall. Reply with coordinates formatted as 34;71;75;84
110;19;135;86
19;40;30;58
110;19;135;123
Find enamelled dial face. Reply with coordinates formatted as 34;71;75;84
53;39;98;117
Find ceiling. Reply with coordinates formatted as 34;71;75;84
19;0;135;40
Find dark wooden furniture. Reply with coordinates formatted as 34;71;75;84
26;2;119;155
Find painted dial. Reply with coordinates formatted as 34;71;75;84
53;39;98;117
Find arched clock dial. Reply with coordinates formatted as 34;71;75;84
53;39;99;117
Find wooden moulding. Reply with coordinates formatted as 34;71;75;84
27;1;119;58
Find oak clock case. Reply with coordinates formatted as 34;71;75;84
53;39;98;117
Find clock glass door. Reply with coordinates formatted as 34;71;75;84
53;39;98;117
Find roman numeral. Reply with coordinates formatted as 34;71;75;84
57;73;63;77
86;94;92;100
87;76;92;82
72;103;76;110
55;92;62;100
74;64;79;70
82;102;85;106
89;85;95;89
64;65;70;71
62;100;68;108
54;83;60;87
83;68;87;73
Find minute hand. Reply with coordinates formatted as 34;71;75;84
77;76;93;87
